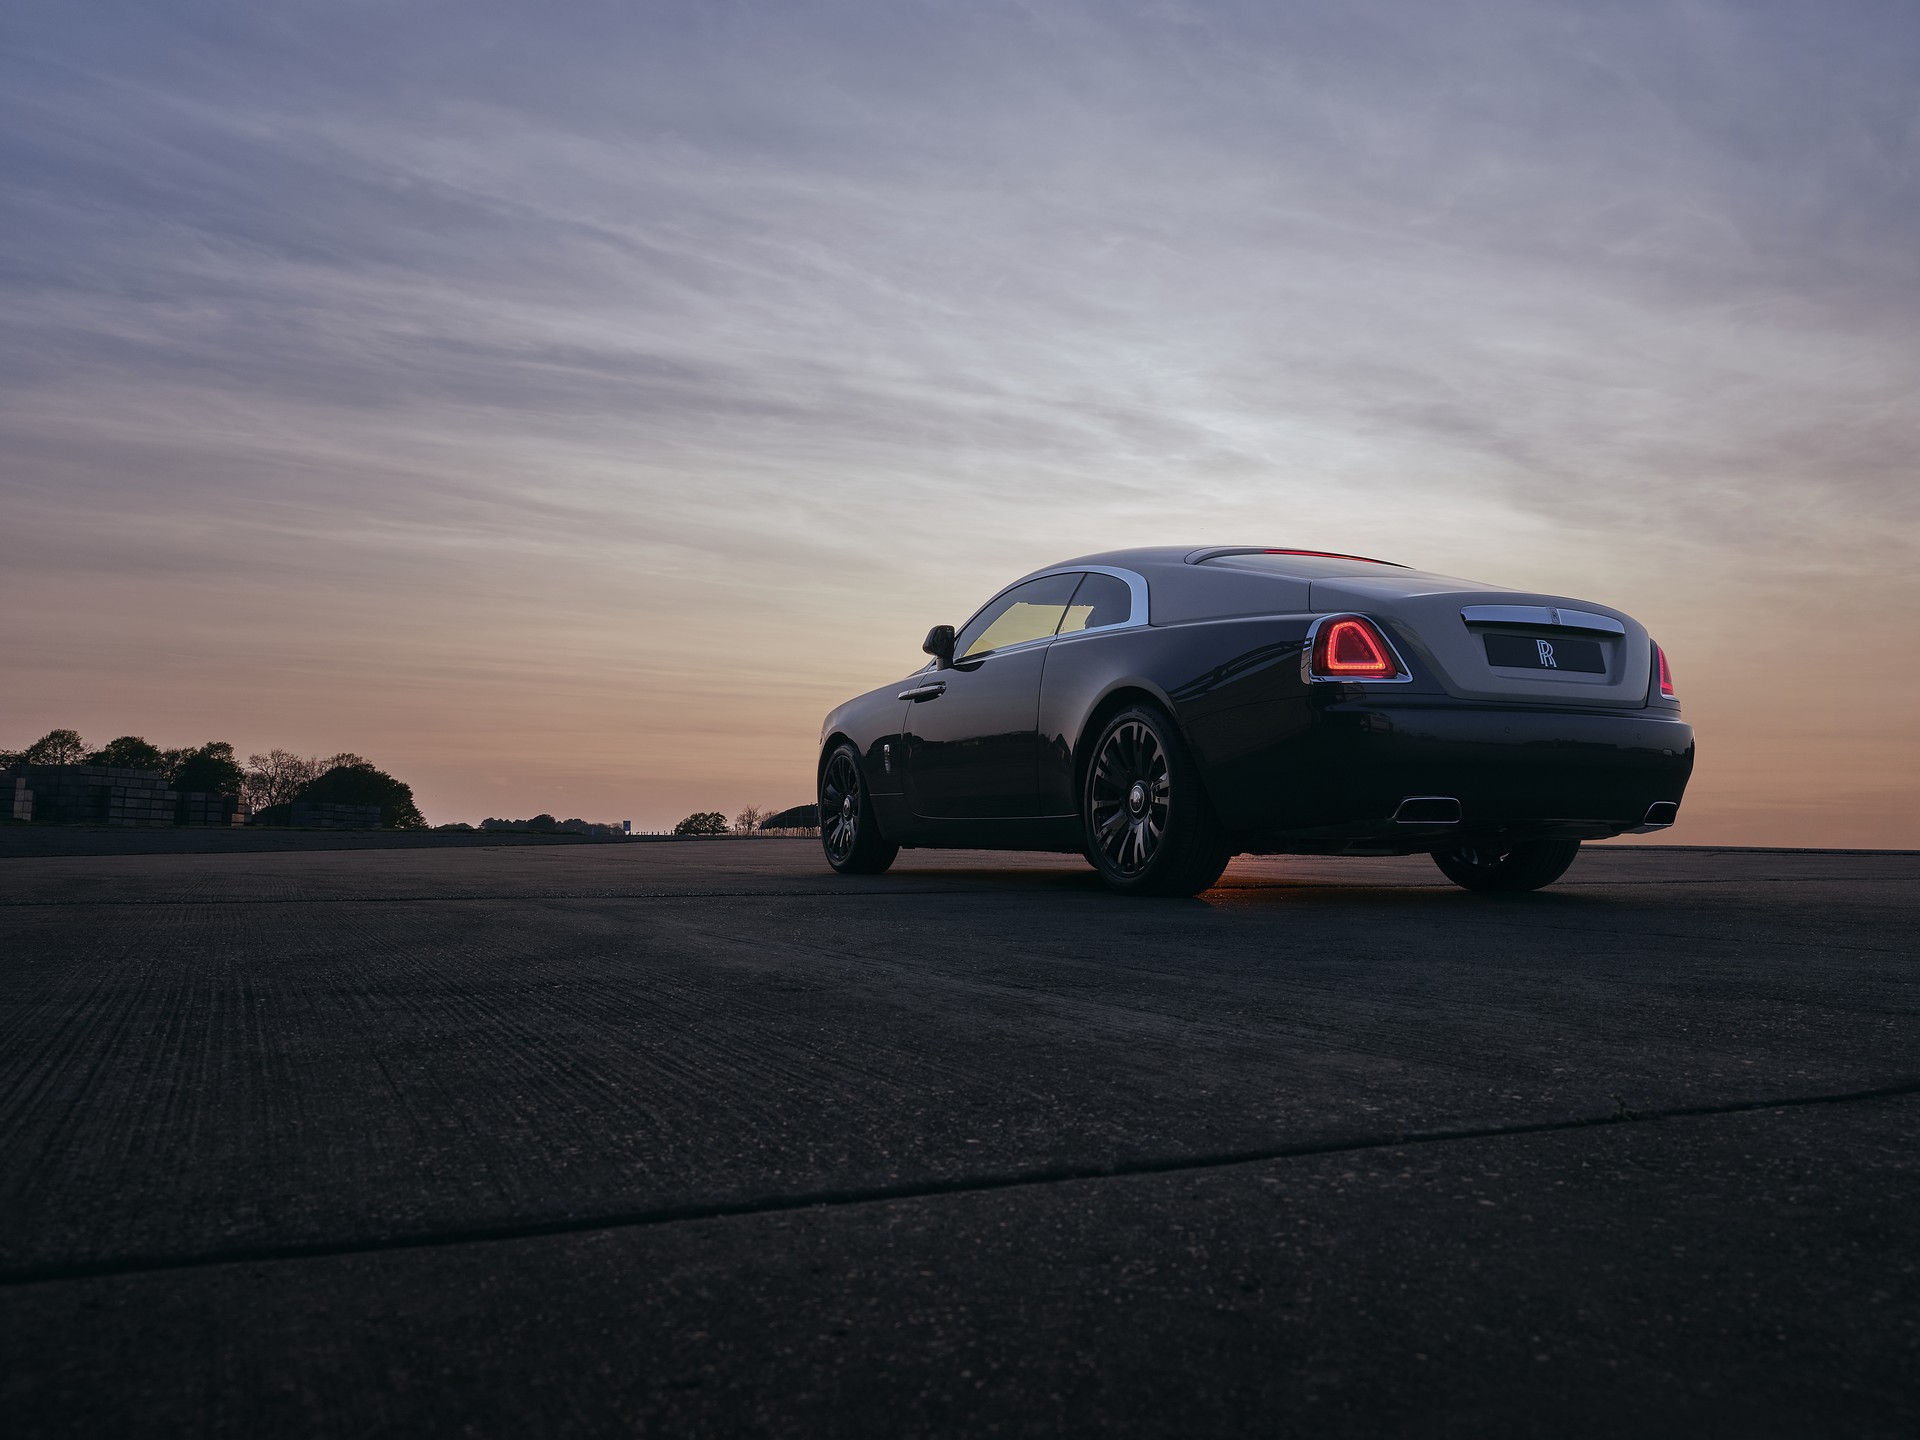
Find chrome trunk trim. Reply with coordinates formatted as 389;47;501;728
1460;604;1626;635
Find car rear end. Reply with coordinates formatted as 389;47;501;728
1189;552;1693;853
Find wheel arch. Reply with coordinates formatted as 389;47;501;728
1070;682;1186;816
1070;677;1236;833
817;731;860;781
818;730;899;843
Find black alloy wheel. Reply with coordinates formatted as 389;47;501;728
819;743;899;875
1083;704;1232;897
1432;838;1581;892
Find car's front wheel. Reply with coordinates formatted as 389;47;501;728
1432;839;1581;892
819;743;898;875
1082;705;1232;897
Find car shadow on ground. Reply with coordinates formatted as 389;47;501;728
887;861;1108;892
1200;884;1612;912
881;858;1616;910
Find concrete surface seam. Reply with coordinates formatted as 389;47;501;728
0;876;1888;907
5;1078;1917;1290
0;889;976;906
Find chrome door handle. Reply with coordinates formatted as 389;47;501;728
898;682;947;701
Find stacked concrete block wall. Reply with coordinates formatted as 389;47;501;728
3;764;247;827
108;775;180;828
11;764;122;824
178;792;248;827
289;801;383;830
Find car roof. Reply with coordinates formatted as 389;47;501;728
995;547;1433;627
1030;546;1406;581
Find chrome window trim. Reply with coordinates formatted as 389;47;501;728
1024;565;1151;633
955;632;1057;663
1460;604;1626;636
1300;613;1418;685
948;565;1150;662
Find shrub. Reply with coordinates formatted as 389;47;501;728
88;736;166;771
171;742;245;796
297;763;427;829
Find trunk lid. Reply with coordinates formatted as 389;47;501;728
1308;570;1653;707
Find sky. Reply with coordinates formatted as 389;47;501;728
2;0;1916;844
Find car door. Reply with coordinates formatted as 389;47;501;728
902;573;1082;818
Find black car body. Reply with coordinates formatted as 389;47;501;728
818;547;1694;894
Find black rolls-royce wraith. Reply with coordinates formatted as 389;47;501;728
818;547;1693;896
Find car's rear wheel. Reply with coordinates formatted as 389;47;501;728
819;744;898;875
1083;705;1232;897
1432;838;1581;892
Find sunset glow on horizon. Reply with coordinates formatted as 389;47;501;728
4;2;1916;845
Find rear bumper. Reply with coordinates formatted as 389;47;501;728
1222;699;1695;854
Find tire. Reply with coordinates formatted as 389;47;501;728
1432;839;1581;892
1082;704;1232;897
819;743;899;875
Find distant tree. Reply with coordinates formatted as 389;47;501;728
297;762;427;829
734;805;765;834
171;742;245;796
244;750;322;810
23;729;88;765
526;814;559;832
673;811;729;837
88;736;166;771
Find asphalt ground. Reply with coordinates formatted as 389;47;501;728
1;838;1915;1436
0;824;620;860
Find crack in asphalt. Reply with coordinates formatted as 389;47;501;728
5;1078;1916;1290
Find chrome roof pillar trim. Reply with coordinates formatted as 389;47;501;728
942;564;1152;665
1460;604;1626;636
1017;564;1151;632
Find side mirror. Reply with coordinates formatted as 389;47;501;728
922;624;956;669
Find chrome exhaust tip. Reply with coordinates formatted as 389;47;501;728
1641;801;1678;827
1394;796;1461;825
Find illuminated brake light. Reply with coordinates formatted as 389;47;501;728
1265;548;1390;565
1313;617;1402;679
1655;643;1676;699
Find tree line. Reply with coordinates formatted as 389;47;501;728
672;804;816;836
477;815;624;836
3;728;425;828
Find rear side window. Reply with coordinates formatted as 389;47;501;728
955;573;1082;658
1058;572;1133;634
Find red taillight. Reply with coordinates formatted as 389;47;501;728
1655;643;1676;699
1313;617;1402;679
1264;548;1390;565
